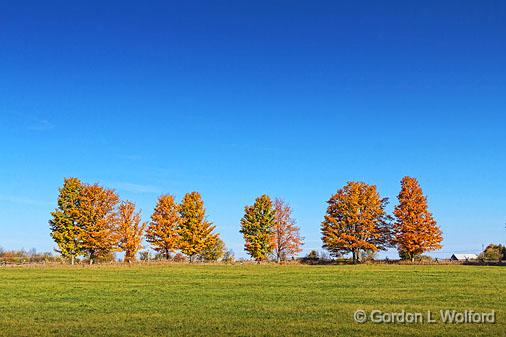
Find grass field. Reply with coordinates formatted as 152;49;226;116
0;264;504;337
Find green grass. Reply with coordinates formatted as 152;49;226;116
0;264;504;336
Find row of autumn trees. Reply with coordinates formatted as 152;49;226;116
236;176;442;263
322;176;442;262
49;175;442;264
49;177;304;264
49;178;222;264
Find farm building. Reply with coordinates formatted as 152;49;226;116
451;253;478;261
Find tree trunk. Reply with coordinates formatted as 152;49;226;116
71;255;75;266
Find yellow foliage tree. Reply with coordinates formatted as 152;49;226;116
178;192;219;262
117;201;147;263
146;195;180;259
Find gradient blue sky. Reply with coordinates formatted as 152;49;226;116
1;1;505;258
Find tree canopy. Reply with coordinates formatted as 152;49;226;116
393;176;442;261
117;201;146;263
145;194;180;259
49;177;85;265
240;195;276;261
178;192;219;262
321;181;392;263
272;198;303;262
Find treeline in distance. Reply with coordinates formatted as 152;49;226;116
48;176;442;264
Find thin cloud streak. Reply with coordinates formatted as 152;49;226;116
27;119;54;131
116;154;143;161
114;182;161;194
0;195;52;206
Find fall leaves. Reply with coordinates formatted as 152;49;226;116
145;192;219;262
49;178;122;264
240;195;304;262
240;195;276;261
117;201;147;263
49;175;442;264
322;182;392;263
273;199;303;262
145;195;179;259
49;178;221;264
321;177;443;263
393;177;442;261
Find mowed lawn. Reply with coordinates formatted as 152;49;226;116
0;264;504;337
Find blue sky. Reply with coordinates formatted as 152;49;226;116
1;1;505;258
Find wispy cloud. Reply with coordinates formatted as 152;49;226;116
0;195;52;206
114;182;161;194
116;154;143;161
27;119;54;131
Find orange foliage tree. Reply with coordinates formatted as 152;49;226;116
117;201;147;263
321;182;392;263
272;198;303;262
50;178;120;264
77;183;120;264
146;195;180;259
178;192;219;262
393;176;442;261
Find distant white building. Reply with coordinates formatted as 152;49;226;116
450;253;478;261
